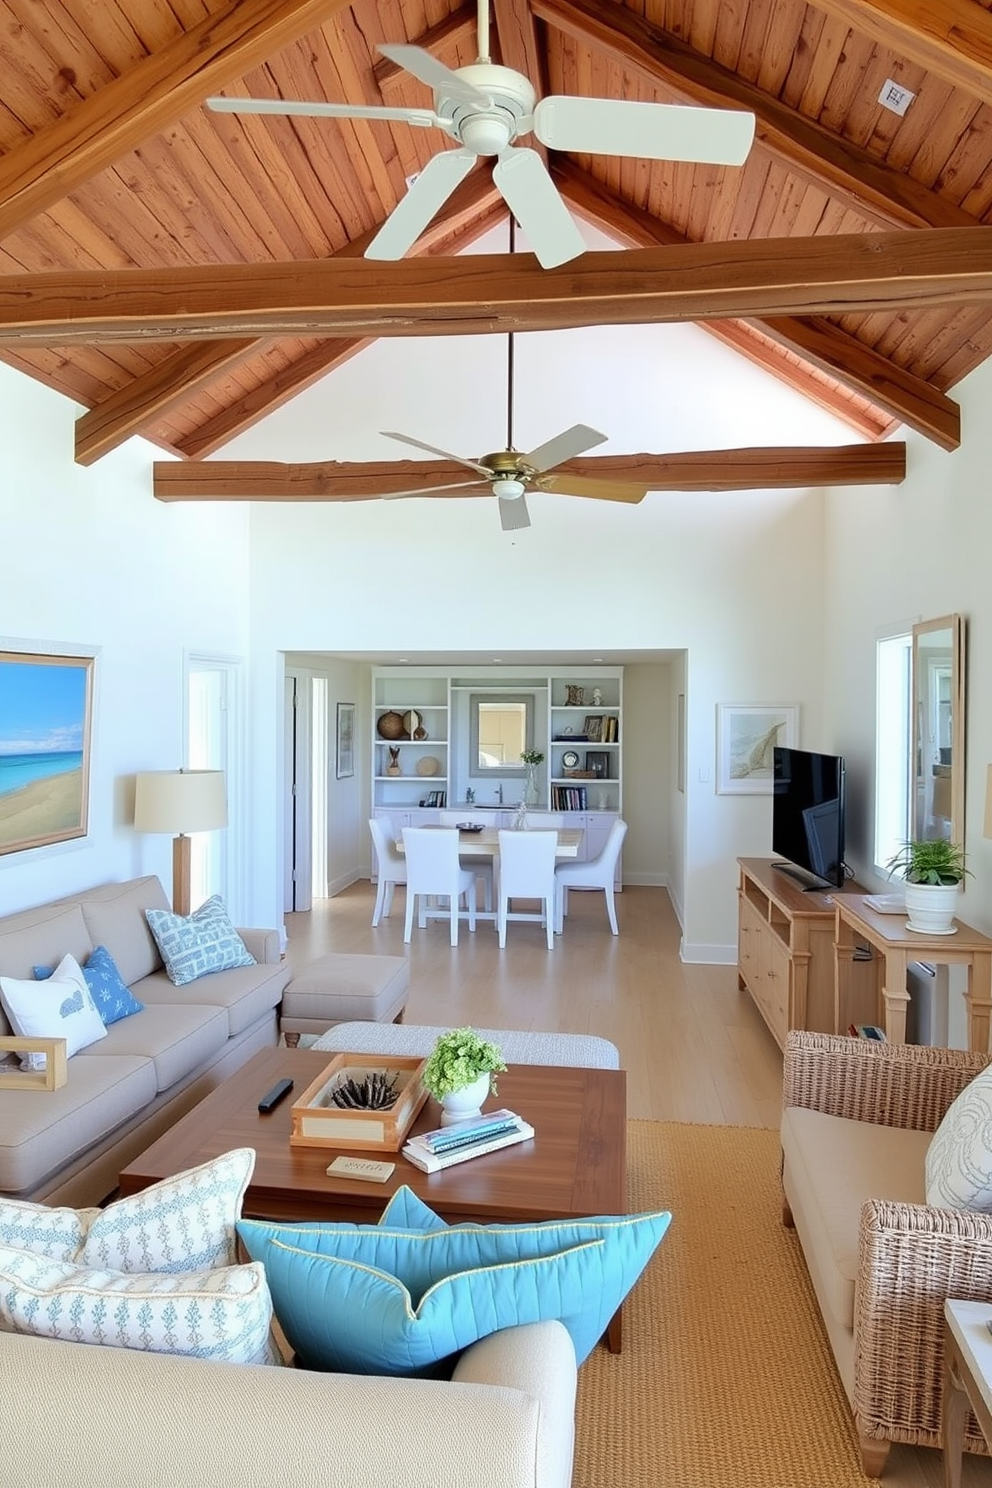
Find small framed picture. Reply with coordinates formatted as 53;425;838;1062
715;703;799;794
336;702;355;779
585;751;609;778
583;715;604;742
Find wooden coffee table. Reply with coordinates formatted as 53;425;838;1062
120;1048;628;1349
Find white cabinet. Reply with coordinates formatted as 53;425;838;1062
549;672;622;815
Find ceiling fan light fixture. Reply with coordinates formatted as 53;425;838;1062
492;477;526;500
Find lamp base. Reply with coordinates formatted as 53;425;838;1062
172;834;192;917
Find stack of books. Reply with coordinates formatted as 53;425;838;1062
401;1108;535;1173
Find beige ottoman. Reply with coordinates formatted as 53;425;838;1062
280;953;409;1046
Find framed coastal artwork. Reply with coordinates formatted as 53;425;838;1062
716;703;799;795
0;650;95;855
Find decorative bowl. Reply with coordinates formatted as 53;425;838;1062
456;823;484;833
376;710;405;740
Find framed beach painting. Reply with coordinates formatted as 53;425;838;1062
0;651;94;855
716;703;799;795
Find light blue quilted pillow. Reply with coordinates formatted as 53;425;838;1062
145;895;255;987
35;944;144;1025
239;1185;670;1375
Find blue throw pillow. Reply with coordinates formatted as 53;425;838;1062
238;1185;670;1375
34;945;144;1026
145;896;255;987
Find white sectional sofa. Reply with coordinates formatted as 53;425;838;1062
0;875;289;1206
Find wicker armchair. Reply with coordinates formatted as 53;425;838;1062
782;1031;992;1477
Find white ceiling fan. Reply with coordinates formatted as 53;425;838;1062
207;1;755;269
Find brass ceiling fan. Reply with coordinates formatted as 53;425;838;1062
375;217;648;531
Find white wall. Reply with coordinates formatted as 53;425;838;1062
0;366;252;917
823;358;992;933
233;321;848;950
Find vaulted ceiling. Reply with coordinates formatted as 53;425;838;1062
2;0;992;493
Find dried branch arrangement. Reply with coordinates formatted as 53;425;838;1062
328;1071;399;1110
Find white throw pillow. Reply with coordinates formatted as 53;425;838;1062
926;1064;992;1209
0;952;106;1070
81;1147;256;1273
0;1245;275;1364
0;1198;101;1262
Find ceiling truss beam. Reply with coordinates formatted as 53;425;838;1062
4;228;992;345
152;443;906;500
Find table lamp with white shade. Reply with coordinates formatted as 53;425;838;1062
133;769;227;916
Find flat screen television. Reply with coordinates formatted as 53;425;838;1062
772;746;846;889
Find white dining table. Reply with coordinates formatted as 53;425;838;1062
394;825;584;927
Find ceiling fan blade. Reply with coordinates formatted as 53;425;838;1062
382;480;489;500
380;429;491;476
378;45;492;108
521;423;607;472
366;151;478;260
533;97;756;166
499;494;531;531
492;149;587;269
538;474;648;503
206;95;441;129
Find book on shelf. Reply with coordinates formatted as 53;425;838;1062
402;1114;535;1172
848;1023;887;1041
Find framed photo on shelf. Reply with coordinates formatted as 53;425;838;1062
716;703;799;795
583;715;604;742
0;648;95;856
336;702;355;779
585;751;609;778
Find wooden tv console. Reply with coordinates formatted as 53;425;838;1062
737;857;871;1051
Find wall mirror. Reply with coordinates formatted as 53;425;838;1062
469;695;533;777
912;614;966;847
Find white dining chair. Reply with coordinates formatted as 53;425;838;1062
495;830;558;950
554;818;628;935
402;827;477;946
437;810;494;912
368;817;407;927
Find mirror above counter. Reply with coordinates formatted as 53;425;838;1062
912;614;966;848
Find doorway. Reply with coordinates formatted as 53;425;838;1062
186;652;245;917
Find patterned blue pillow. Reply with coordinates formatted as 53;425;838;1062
145;895;255;987
35;944;144;1026
239;1185;671;1375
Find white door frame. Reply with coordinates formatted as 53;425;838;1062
184;651;246;920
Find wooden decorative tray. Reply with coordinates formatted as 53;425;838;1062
289;1053;428;1152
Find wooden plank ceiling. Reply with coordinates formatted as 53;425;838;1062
1;0;992;488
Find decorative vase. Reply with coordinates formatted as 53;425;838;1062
524;762;540;807
904;881;961;935
439;1072;491;1125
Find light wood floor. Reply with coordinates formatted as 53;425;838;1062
285;881;992;1488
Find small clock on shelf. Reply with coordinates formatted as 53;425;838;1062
561;750;580;769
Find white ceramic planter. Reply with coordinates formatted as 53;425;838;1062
904;881;961;935
439;1072;491;1125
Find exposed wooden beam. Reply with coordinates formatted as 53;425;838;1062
75;170;504;463
4;229;992;344
532;0;977;231
0;0;356;241
809;0;992;108
491;0;550;164
554;161;960;450
152;444;906;501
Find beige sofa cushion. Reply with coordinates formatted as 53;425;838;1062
0;904;94;1036
134;962;290;1039
99;1003;230;1093
781;1106;929;1332
69;876;170;987
0;1054;157;1195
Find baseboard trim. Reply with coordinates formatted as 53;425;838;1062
680;941;737;966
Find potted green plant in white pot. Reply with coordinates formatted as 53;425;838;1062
886;838;968;934
422;1027;507;1125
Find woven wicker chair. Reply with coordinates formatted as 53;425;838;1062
782;1031;992;1477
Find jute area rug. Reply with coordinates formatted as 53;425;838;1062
573;1121;863;1488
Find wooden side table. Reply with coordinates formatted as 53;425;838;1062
943;1299;992;1486
834;897;992;1052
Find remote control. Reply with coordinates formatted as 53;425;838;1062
257;1078;294;1113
